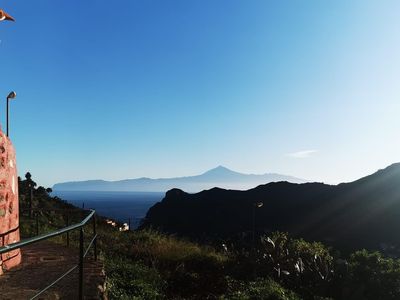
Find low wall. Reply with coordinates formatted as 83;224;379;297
0;130;21;274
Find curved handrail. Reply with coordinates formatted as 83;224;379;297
0;209;95;254
0;208;97;300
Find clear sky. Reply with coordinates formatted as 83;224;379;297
0;1;399;187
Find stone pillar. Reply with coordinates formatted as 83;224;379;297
0;129;21;274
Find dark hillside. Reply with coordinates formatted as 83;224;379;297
142;163;400;252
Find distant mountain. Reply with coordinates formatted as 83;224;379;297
52;166;307;192
141;163;400;253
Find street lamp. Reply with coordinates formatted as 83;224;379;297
252;201;264;248
6;91;16;137
0;9;15;22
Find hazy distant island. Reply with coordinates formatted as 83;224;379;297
52;165;307;192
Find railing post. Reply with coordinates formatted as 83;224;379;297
35;212;39;236
93;214;97;261
79;227;84;300
66;213;70;247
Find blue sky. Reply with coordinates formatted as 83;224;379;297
0;1;399;187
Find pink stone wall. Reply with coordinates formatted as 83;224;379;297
0;130;21;274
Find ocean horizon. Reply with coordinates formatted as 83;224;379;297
52;191;164;228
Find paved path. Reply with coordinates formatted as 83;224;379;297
0;241;106;299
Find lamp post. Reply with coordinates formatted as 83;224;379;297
252;201;264;248
6;91;16;137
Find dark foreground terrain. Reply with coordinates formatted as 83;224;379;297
16;170;400;299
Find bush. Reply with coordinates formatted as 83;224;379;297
228;232;334;298
334;250;400;300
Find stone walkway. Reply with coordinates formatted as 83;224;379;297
0;241;106;299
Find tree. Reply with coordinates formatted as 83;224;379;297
25;172;37;187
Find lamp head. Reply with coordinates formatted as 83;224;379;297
255;202;263;208
7;91;16;100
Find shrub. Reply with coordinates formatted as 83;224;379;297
334;250;400;300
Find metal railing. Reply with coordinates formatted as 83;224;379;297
0;209;97;300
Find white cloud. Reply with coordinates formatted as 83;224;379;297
286;150;318;159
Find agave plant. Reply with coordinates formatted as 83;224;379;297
260;234;292;278
259;232;334;284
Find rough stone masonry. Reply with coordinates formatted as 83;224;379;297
0;128;21;274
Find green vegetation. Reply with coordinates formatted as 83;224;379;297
222;278;301;300
105;258;165;300
17;173;400;299
334;250;400;300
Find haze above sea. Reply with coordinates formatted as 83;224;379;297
52;191;164;228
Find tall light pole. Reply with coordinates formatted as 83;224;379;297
252;201;264;248
6;91;16;137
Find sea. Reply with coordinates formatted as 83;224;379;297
51;191;164;229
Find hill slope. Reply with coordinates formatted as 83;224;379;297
52;166;307;192
141;163;400;252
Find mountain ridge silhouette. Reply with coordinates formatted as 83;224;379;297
52;166;307;192
141;163;400;252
